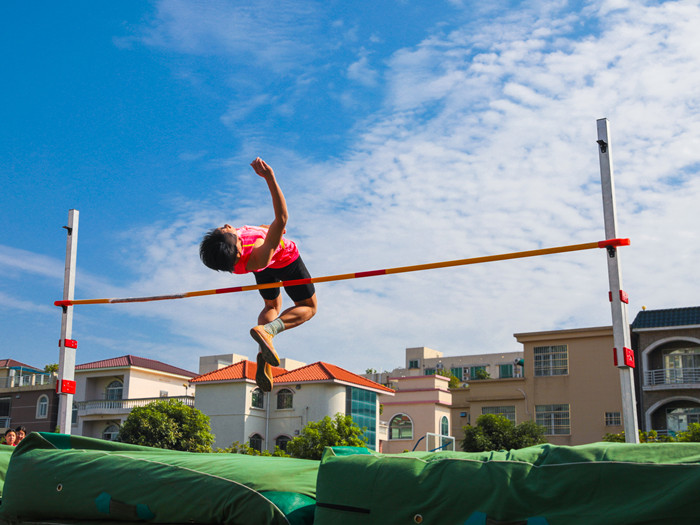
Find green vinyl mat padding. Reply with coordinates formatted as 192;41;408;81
0;432;319;524
314;443;700;525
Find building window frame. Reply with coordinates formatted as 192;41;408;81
408;360;419;369
249;433;263;452
276;388;294;410
251;387;264;409
482;405;516;423
534;345;569;376
36;394;49;419
605;411;622;426
102;423;120;441
536;404;571;435
105;380;124;400
389;413;413;440
275;435;291;452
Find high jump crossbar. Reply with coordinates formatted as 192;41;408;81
54;238;629;307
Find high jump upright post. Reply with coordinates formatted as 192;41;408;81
597;118;639;443
56;209;79;435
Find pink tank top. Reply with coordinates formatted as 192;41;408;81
232;225;299;274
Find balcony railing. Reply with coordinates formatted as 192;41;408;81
77;396;194;414
0;374;54;389
645;368;700;386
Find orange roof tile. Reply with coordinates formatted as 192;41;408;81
190;360;286;383
275;362;394;393
191;360;394;394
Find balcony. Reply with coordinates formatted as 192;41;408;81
644;368;700;388
77;396;194;417
0;374;54;389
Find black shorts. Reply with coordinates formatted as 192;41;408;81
254;255;315;302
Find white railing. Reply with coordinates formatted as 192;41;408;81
645;368;700;386
0;374;54;389
77;395;194;414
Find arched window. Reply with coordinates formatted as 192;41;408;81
389;414;413;440
275;435;291;452
102;424;120;441
249;433;263;452
72;401;79;426
251;388;264;409
36;395;49;419
441;416;449;436
277;388;293;410
105;380;123;400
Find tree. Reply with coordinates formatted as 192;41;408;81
44;363;59;374
286;413;367;460
214;441;289;457
462;414;546;452
118;399;214;452
436;368;461;388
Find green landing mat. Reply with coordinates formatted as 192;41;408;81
314;443;700;525
0;433;318;525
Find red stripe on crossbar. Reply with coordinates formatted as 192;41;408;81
215;286;244;294
355;270;387;278
598;238;630;248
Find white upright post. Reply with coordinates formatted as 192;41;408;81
57;209;79;434
596;119;639;444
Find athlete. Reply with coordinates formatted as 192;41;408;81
199;158;317;392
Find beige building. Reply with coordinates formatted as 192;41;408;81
73;355;196;440
514;326;624;445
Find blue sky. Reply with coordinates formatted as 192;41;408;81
2;0;699;376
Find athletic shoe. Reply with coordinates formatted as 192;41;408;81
255;352;273;392
250;325;280;366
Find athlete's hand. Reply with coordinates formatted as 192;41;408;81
250;157;275;179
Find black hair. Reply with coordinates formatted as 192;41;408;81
4;429;16;437
199;228;238;272
15;426;26;433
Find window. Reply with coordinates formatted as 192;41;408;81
389;414;413;440
424;368;436;375
105;380;123;400
605;412;621;426
470;366;488;380
249;433;263;452
450;367;463;381
346;387;377;449
72;401;78;426
499;364;513;379
408;360;419;369
536;404;570;435
102;424;119;441
36;395;49;419
159;390;168;398
482;405;516;423
275;435;291;452
663;348;700;384
251;388;264;409
666;406;700;433
277;388;293;410
441;416;449;436
534;345;568;376
0;397;10;427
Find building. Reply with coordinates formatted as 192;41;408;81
73;355;196;440
0;359;57;434
380;374;453;453
632;306;700;436
191;356;393;452
514;326;624;445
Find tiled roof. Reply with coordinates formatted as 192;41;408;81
0;359;43;372
631;307;700;330
191;360;394;394
190;360;287;383
75;355;196;378
276;362;394;393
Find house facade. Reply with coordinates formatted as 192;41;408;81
632;306;700;436
73;355;196;440
191;358;393;452
0;359;57;434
